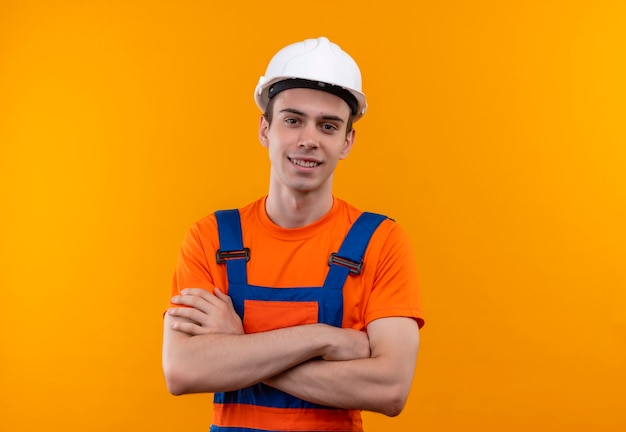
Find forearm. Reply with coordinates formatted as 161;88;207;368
265;356;409;416
163;316;331;394
265;317;420;417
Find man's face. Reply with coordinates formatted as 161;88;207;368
259;88;355;196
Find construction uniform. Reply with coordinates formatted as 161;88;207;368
171;197;424;431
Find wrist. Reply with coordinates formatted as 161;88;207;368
305;323;334;358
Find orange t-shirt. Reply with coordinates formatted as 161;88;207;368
171;196;424;330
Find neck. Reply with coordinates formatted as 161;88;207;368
265;187;334;229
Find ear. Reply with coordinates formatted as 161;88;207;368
339;129;356;160
258;115;270;148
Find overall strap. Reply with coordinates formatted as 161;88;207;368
324;212;388;289
215;209;249;285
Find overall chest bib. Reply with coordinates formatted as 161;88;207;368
210;209;386;432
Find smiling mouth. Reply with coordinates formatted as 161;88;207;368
289;158;321;168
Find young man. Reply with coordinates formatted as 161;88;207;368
162;36;424;431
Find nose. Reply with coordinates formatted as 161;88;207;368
298;124;319;149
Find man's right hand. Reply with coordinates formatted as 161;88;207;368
320;327;370;361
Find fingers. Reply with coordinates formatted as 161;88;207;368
171;287;223;313
168;316;205;336
180;287;213;297
168;287;243;336
167;305;206;325
213;287;233;305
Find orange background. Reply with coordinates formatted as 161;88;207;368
1;1;625;431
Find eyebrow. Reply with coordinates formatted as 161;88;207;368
279;108;345;123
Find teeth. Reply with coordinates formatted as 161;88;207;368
291;159;319;168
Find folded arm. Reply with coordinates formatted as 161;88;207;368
264;316;420;417
162;288;370;395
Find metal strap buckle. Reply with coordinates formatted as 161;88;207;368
328;252;363;275
216;248;250;264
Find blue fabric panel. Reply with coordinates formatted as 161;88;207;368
214;384;342;410
215;209;247;285
323;212;387;289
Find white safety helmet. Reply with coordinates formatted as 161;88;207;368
254;37;367;121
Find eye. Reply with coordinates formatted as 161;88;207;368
284;117;300;126
320;123;339;133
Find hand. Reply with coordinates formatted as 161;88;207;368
168;287;244;336
321;327;371;361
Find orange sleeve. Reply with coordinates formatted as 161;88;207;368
169;218;219;307
364;221;424;329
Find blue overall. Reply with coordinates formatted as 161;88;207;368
211;209;387;431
